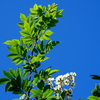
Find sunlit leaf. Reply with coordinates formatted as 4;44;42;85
49;69;59;75
20;13;27;22
43;89;53;98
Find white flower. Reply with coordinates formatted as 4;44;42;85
46;78;54;87
70;72;76;76
64;79;70;86
56;75;64;82
47;77;54;81
63;73;70;78
54;85;61;91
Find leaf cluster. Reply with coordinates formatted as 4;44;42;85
0;3;63;100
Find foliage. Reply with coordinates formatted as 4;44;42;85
0;3;77;100
87;75;100;100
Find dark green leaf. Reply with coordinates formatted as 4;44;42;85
10;78;18;87
8;87;22;94
21;79;30;91
37;80;44;90
0;78;9;84
90;75;100;80
43;85;50;92
5;82;11;92
7;53;18;58
52;41;60;46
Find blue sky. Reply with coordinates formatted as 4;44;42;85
0;0;100;100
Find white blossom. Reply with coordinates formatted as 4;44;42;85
47;77;54;81
63;73;70;78
70;72;76;76
64;79;70;86
56;75;64;82
54;85;61;91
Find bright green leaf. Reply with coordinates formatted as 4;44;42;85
43;89;53;98
87;96;100;100
45;30;53;36
20;13;27;22
49;69;59;75
8;46;17;53
32;77;38;85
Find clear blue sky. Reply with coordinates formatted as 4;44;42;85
0;0;100;100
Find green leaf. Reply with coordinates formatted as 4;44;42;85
40;56;49;62
12;57;21;63
3;71;12;79
40;41;45;51
45;67;51;72
8;47;17;53
37;80;44;90
5;82;12;92
4;39;20;45
15;59;23;65
43;89;53;98
43;35;51;40
31;89;40;94
21;79;30;91
9;69;16;78
49;69;59;75
32;77;39;85
7;86;22;94
24;21;30;33
17;22;24;28
16;75;21;88
7;53;18;58
31;89;42;98
0;78;9;84
20;13;27;22
43;85;50;92
16;67;22;76
45;30;53;36
34;4;38;10
23;71;28;78
20;31;30;37
10;78;18;87
47;96;56;100
90;75;100;80
52;41;60;46
87;96;100;100
56;10;64;18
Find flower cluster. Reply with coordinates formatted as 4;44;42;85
46;72;76;99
